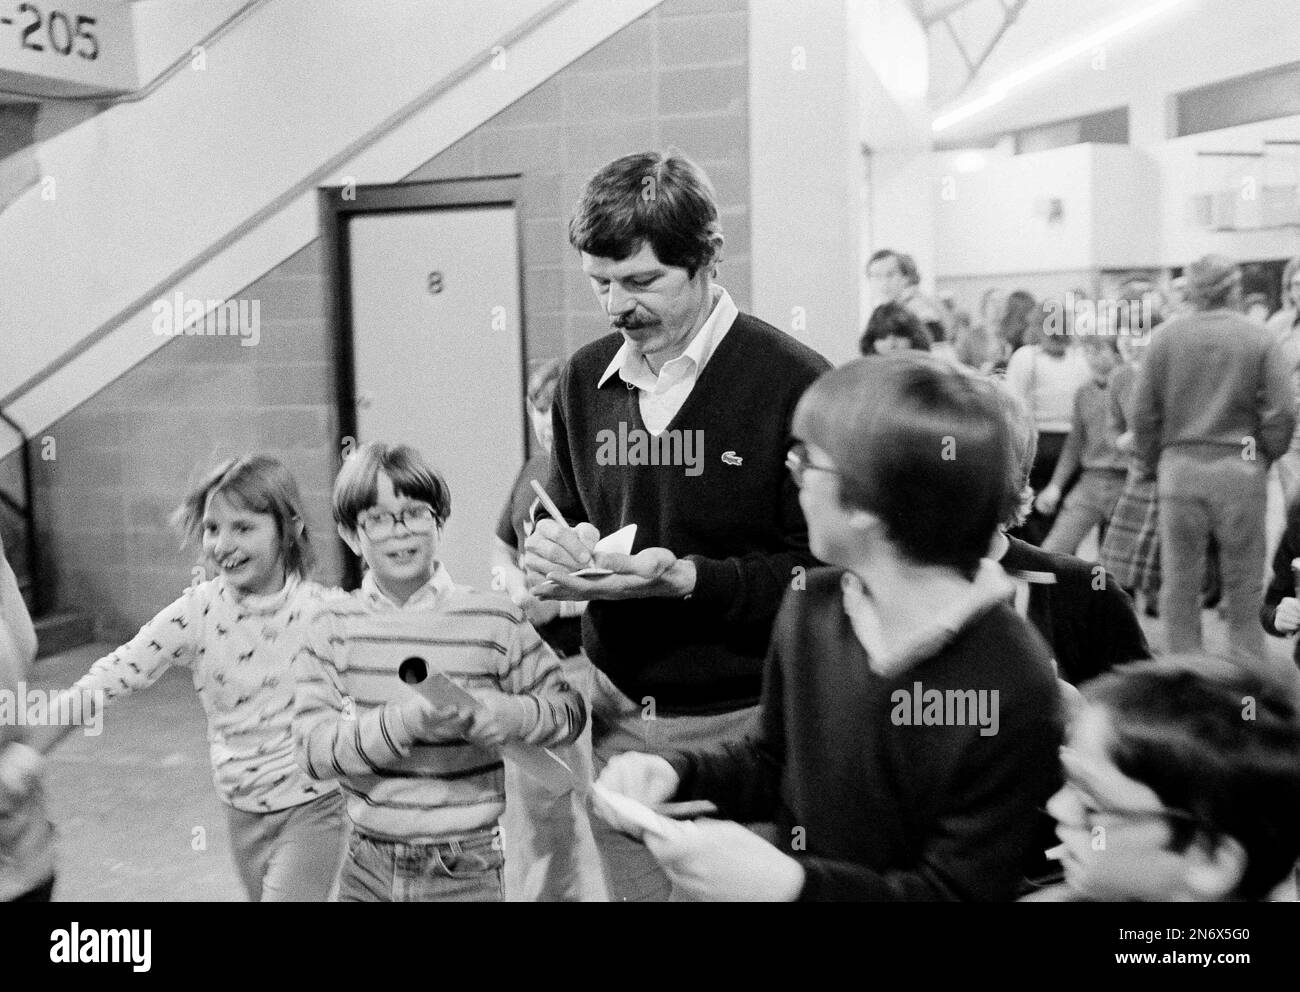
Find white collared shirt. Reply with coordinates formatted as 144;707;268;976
839;560;1016;678
596;286;739;435
359;562;456;611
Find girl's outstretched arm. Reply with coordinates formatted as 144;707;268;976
39;589;201;755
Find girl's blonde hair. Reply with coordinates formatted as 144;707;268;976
173;455;315;578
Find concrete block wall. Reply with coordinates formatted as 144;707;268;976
19;0;752;641
408;0;751;362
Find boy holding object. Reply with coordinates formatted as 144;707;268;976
291;442;585;901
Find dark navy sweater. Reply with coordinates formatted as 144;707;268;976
545;312;830;714
667;568;1065;901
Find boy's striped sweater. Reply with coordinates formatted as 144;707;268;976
291;566;584;843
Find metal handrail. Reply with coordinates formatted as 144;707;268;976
0;406;40;615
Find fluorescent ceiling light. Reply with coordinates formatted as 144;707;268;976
932;0;1191;132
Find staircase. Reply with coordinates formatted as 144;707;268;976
0;0;665;652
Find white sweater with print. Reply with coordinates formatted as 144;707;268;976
73;575;338;813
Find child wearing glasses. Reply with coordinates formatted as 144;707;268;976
291;442;585;901
592;354;1063;900
1032;656;1300;901
24;455;348;901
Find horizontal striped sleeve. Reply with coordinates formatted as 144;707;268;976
290;606;417;781
501;617;585;748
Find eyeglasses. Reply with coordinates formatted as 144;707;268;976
1047;792;1204;834
1049;754;1205;833
357;503;438;540
785;442;840;487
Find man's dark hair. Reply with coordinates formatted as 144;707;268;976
860;302;932;354
1085;657;1300;901
568;151;721;277
792;354;1012;575
868;249;920;285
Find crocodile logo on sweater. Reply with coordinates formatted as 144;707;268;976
721;451;743;466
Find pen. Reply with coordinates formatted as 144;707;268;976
530;479;570;529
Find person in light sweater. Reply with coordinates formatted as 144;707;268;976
29;455;348;901
1034;335;1126;555
1004;301;1091;545
1132;254;1297;670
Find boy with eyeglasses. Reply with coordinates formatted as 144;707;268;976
592;354;1063;900
291;442;585;901
1031;656;1300;902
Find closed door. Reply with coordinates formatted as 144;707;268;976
348;205;523;588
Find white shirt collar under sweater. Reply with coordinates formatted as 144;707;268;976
597;286;738;436
840;559;1015;678
359;562;456;611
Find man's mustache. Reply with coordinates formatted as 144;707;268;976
612;315;654;330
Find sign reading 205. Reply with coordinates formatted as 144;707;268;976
2;3;99;61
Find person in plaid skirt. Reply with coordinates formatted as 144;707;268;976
1100;377;1160;609
1100;299;1160;613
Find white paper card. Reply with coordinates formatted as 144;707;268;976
569;523;638;577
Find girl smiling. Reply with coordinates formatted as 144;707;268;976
38;455;347;901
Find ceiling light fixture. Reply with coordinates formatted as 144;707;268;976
932;0;1192;133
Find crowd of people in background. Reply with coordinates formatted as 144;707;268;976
4;150;1300;904
863;250;1300;654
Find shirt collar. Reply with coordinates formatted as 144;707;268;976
597;286;738;389
360;561;456;610
840;559;1015;678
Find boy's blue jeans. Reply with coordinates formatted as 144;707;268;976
337;826;504;902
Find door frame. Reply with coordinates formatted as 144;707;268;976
317;175;528;587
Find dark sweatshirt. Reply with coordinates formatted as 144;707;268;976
666;567;1065;901
1001;536;1150;686
545;313;830;714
